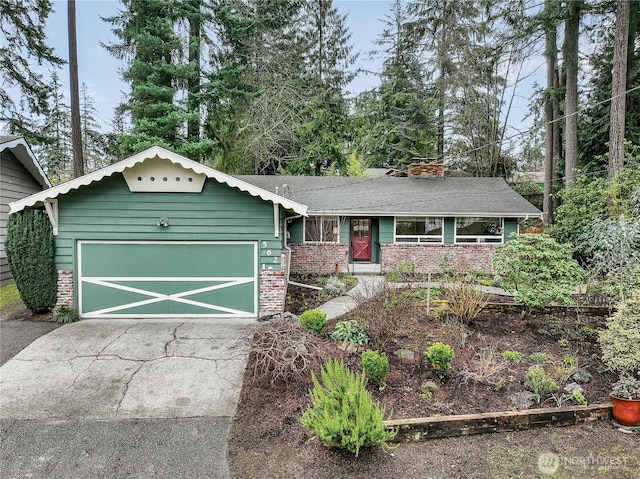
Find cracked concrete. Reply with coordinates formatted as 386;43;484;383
0;318;252;421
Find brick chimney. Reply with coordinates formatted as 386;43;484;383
407;159;445;179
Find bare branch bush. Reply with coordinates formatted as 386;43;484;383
460;341;509;386
247;319;330;386
441;270;490;322
351;281;409;351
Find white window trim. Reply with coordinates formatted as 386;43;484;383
394;217;444;244
454;217;504;244
303;215;340;243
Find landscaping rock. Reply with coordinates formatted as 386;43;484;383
570;369;592;384
563;382;584;395
394;348;415;362
421;381;438;397
338;341;359;353
510;391;537;409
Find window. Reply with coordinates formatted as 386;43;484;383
304;216;339;242
455;217;503;243
395;217;443;243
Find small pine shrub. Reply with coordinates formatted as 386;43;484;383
299;309;327;333
361;350;389;387
301;359;395;456
525;366;558;404
5;209;57;313
424;342;455;378
52;306;80;324
330;320;369;345
324;276;347;297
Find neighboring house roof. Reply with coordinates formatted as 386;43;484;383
9;146;307;216
0;136;51;188
237;175;542;218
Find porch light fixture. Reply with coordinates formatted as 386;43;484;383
157;218;169;227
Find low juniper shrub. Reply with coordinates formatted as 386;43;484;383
361;350;389;387
424;342;455;378
299;309;327;334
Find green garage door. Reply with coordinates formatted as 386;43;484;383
78;241;257;318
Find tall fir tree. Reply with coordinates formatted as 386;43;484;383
1;0;64;139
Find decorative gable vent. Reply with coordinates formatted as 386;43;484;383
122;156;206;192
407;159;445;180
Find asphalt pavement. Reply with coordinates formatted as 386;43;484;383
0;317;252;479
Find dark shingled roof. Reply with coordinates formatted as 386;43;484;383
236;175;542;217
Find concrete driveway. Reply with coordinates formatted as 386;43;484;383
0;318;252;478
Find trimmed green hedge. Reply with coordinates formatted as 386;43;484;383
5;209;57;313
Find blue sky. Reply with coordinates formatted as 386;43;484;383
44;0;394;131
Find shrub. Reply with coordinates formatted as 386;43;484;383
441;270;489;321
248;320;327;385
502;350;523;363
323;276;347;297
301;359;396;456
361;350;389;387
529;352;552;364
299;309;327;333
5;209;57;313
51;306;80;324
424;342;455;378
330;320;369;345
351;289;407;351
525;366;558;404
492;233;585;309
461;343;508;386
598;292;640;378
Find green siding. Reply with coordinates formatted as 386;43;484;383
55;175;284;274
288;217;304;243
503;218;519;242
378;217;394;244
443;218;455;244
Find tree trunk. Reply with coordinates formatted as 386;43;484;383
608;0;630;180
187;0;201;146
68;0;84;177
543;0;557;225
563;0;581;189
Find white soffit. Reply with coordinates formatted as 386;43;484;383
122;158;206;192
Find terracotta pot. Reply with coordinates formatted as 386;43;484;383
610;393;640;427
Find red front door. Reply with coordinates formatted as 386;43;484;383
351;219;371;261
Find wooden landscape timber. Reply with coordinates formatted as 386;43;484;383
385;403;612;442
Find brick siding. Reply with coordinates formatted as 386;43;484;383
289;243;350;275
259;251;288;316
56;269;74;308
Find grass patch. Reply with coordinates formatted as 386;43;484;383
0;283;22;310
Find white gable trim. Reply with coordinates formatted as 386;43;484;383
8;146;307;216
0;137;51;189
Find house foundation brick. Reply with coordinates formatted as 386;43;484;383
381;244;495;274
56;269;74;309
259;251;288;316
289;243;350;275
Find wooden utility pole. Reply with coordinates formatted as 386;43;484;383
68;0;84;178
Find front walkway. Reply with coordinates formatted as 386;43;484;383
316;275;386;320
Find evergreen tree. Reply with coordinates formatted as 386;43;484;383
289;0;356;175
37;71;72;185
0;0;64;138
80;83;112;171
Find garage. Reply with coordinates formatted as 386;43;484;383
78;241;258;318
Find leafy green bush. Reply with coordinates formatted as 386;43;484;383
492;233;585;309
424;342;455;378
330;320;369;345
599;292;640;379
361;350;389;387
529;352;552;364
501;350;523;363
51;306;80;324
525;366;558;404
299;309;327;333
5;209;57;313
301;359;395;456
